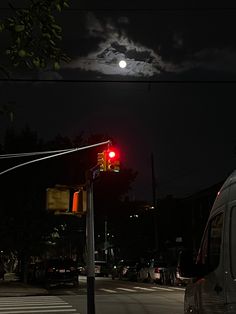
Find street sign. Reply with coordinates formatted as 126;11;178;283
46;187;70;211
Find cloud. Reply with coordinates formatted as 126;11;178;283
86;12;105;38
193;48;236;73
63;13;236;78
64;13;165;77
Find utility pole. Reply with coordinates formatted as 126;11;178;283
104;219;108;262
151;152;158;253
151;153;156;209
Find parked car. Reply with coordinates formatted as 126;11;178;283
34;258;79;288
113;259;140;281
79;260;112;277
94;261;112;277
138;258;170;284
173;249;193;286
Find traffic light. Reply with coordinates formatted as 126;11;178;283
106;148;120;172
97;151;107;171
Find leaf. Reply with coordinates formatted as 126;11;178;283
51;29;62;40
53;61;60;71
61;55;71;63
18;49;26;57
23;59;33;69
15;24;25;32
49;40;56;46
55;4;62;12
0;23;5;32
42;33;51;39
33;58;40;68
52;24;62;32
7;18;14;23
63;2;70;8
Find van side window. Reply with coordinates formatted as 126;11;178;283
230;207;236;278
198;213;223;272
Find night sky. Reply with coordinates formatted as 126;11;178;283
1;1;236;201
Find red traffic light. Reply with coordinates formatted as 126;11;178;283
106;147;119;160
108;151;116;158
106;147;120;172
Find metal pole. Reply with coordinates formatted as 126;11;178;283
104;219;108;262
151;153;158;253
86;176;95;314
151;152;156;208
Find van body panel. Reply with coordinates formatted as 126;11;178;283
184;170;236;314
185;276;226;313
185;209;226;313
225;200;236;309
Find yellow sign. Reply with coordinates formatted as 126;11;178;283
46;187;70;211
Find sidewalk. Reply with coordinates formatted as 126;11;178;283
0;273;48;297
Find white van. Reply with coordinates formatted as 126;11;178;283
182;170;236;313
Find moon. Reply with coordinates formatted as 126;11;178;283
119;60;127;68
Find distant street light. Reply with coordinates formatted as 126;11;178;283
119;60;127;68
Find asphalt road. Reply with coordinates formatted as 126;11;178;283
62;290;184;314
50;276;185;314
0;276;185;314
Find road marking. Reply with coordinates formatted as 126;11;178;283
0;295;62;301
99;289;117;293
116;287;137;292
0;306;73;310
0;296;80;314
150;286;174;291
168;286;185;291
0;310;77;314
133;287;158;291
0;302;66;305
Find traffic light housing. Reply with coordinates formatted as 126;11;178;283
97;151;107;171
106;148;120;172
97;148;120;173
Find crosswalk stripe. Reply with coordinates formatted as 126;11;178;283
0;302;66;306
0;296;80;314
0;306;72;310
0;310;77;314
133;287;157;291
99;289;117;293
97;285;184;294
116;288;136;292
169;286;185;291
0;297;64;302
150;286;174;291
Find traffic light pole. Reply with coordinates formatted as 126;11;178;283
86;166;100;314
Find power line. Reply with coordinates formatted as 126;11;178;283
0;148;77;159
0;7;236;11
0;79;236;83
0;140;111;175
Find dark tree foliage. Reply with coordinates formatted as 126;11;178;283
0;0;71;77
